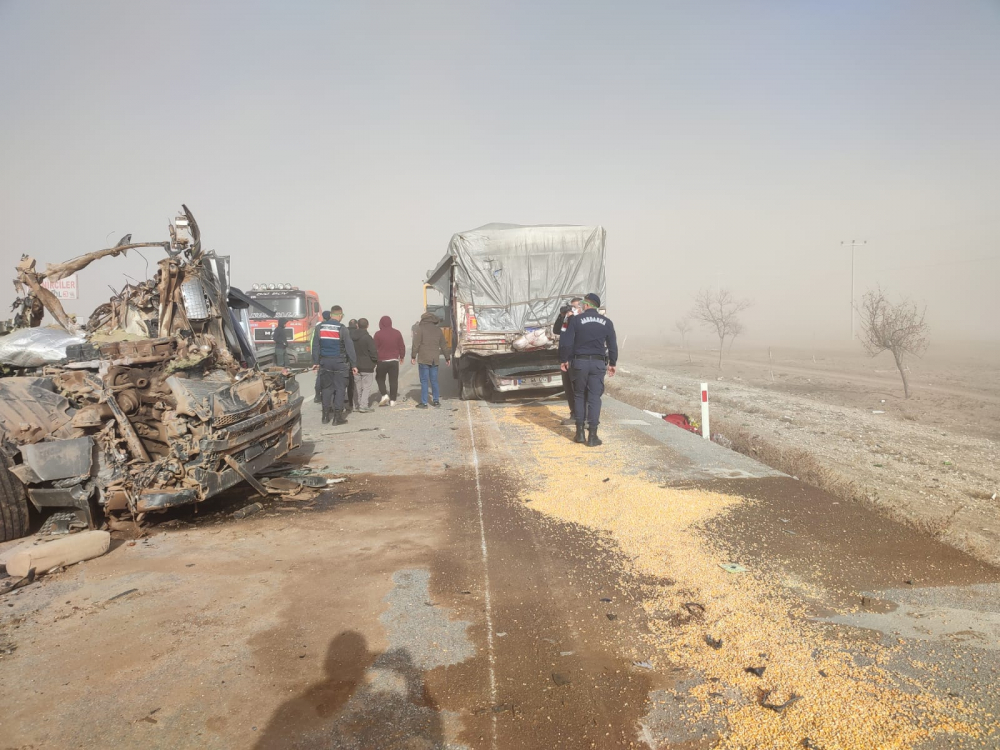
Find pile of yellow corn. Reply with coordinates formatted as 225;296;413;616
494;406;995;749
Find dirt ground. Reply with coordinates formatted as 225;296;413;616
1;367;998;749
611;340;1000;567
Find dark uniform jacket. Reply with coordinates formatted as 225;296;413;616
312;319;358;366
559;308;618;366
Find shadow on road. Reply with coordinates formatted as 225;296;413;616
254;630;445;750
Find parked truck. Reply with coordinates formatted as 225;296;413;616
425;224;606;400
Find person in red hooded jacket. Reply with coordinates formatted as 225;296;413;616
373;315;406;406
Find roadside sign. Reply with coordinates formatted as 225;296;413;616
41;274;79;300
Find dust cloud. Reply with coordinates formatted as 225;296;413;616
1;2;997;347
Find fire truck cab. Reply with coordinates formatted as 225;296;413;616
246;284;322;366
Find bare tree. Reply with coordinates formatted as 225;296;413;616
690;288;752;368
674;316;693;363
857;286;928;398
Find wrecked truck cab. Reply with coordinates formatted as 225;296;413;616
0;207;303;541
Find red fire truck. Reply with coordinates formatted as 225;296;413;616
246;284;322;365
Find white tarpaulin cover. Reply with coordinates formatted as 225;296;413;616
0;327;86;368
427;224;606;333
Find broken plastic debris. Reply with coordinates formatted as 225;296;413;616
233;502;263;519
108;588;139;602
606;613;617;621
719;562;747;573
682;602;706;617
758;688;801;713
704;634;723;649
633;660;653;670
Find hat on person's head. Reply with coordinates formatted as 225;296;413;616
322;310;331;320
584;293;601;308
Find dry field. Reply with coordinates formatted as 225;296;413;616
611;340;1000;566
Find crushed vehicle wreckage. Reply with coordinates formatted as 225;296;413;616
0;206;303;542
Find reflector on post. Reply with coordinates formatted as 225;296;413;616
701;382;710;440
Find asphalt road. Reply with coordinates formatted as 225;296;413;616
0;364;997;749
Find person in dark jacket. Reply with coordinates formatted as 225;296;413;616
346;319;360;414
311;305;358;424
273;319;289;367
313;310;330;403
352;318;379;412
410;312;450;408
373;315;406;406
552;297;582;425
559;293;617;447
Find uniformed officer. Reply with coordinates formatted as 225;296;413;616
559;293;618;447
311;305;358;425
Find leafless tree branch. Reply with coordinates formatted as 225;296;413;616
857;285;929;398
690;288;752;368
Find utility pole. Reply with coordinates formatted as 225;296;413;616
840;239;867;339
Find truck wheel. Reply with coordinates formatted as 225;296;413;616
459;369;476;400
0;454;30;542
473;369;493;401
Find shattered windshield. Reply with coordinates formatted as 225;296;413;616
247;293;304;319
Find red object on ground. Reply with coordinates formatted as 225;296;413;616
663;413;700;434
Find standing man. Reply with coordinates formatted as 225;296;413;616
552;297;582;426
374;315;405;406
353;318;379;412
314;310;331;403
559;293;617;447
273;319;289;367
346;319;360;415
411;311;450;408
312;305;358;425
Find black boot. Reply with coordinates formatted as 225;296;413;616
334;410;349;425
587;426;602;447
574;423;586;444
321;407;331;424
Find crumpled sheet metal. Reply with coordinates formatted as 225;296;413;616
0;327;86;368
0;377;81;446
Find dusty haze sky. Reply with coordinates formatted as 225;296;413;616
1;0;997;347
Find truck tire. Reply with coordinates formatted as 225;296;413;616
0;454;30;542
473;369;493;401
459;369;476;400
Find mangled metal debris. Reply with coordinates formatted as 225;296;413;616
0;207;303;541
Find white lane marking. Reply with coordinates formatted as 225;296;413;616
466;401;498;750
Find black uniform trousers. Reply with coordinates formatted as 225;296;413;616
571;358;606;428
319;356;350;413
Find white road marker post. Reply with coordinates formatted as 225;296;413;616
700;382;710;440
